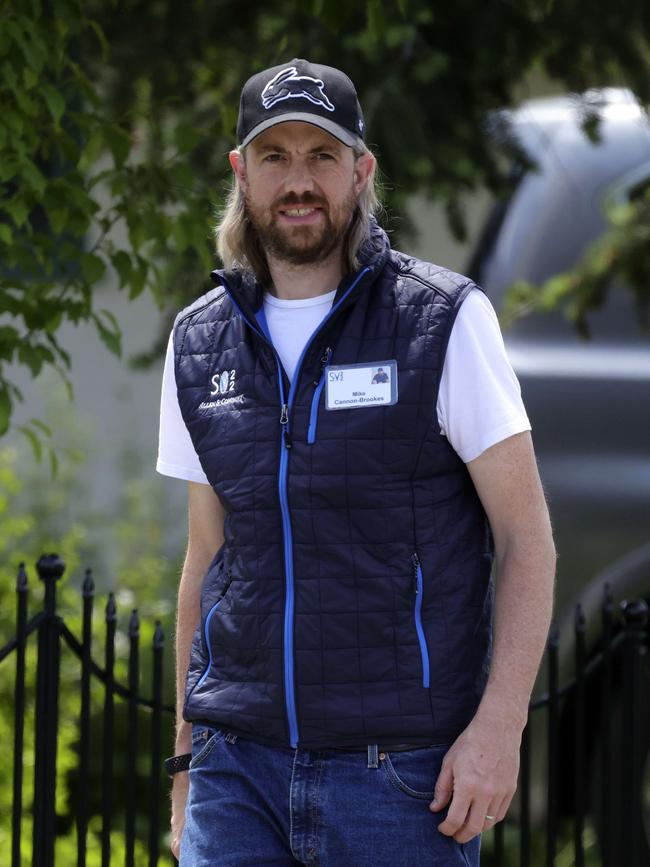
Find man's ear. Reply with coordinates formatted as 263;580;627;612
229;149;248;191
353;152;375;195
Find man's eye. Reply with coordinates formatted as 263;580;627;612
315;152;335;160
264;154;283;162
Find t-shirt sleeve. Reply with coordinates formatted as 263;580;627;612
437;288;531;463
156;330;210;484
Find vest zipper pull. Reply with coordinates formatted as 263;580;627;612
411;553;420;594
280;404;292;448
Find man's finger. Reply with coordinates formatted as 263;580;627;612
437;789;471;837
429;760;453;811
453;798;495;844
495;791;514;822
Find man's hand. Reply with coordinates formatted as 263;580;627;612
170;771;190;860
428;713;521;843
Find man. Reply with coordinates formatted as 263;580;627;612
157;58;556;866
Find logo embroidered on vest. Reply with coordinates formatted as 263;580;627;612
261;67;335;112
210;369;236;396
199;369;244;410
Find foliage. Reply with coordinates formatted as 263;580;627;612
0;446;178;864
2;0;650;434
502;187;650;336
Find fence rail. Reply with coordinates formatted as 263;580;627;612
1;555;648;866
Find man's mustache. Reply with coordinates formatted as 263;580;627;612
273;193;328;210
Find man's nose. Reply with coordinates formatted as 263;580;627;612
283;157;315;196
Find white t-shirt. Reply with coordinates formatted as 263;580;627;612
156;287;530;484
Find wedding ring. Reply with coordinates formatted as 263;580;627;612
485;815;496;821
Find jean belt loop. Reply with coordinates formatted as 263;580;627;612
367;743;379;769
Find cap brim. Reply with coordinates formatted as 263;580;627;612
239;113;362;149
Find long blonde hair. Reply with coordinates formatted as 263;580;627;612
215;142;381;286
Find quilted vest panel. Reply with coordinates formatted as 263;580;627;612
174;223;494;749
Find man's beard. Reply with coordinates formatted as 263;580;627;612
244;188;357;267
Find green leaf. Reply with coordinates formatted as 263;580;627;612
21;158;46;196
111;249;132;287
23;66;38;89
52;363;74;398
48;446;59;478
3;199;29;227
104;124;131;168
17;345;43;377
0;224;12;244
126;212;146;252
173;124;203;154
366;0;386;40
41;84;66;124
8;19;46;74
0;385;11;436
48;209;69;233
2;59;18;90
129;256;148;299
172;213;190;252
79;130;107;172
93;309;122;356
19;424;43;462
28;418;52;437
81;253;106;283
87;20;110;60
14;88;38;117
0;156;19;183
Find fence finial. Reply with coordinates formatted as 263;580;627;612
153;620;164;649
36;553;65;583
82;568;94;597
105;592;117;621
621;598;649;629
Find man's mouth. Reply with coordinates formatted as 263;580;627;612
276;204;324;225
282;207;317;217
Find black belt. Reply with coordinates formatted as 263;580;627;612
330;742;434;752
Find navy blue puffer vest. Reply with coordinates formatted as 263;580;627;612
174;222;494;750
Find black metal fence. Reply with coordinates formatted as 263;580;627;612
1;554;175;867
1;555;648;866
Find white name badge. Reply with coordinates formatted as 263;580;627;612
325;359;398;411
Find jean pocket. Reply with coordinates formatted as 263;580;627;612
381;743;451;800
190;725;227;769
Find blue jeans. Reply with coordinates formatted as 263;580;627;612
180;723;480;866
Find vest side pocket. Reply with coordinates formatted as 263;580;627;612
411;552;430;688
195;571;233;690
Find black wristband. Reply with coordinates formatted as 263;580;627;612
165;752;192;776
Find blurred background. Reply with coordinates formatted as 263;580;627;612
1;1;648;864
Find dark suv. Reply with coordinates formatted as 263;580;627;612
468;86;650;853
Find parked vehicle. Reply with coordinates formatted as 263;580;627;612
467;86;650;858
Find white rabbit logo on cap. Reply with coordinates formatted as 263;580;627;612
261;67;335;112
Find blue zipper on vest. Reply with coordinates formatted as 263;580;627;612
411;553;430;688
307;347;332;444
276;372;300;744
196;576;233;689
220;267;371;748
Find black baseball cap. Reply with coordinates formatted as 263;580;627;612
236;58;365;149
